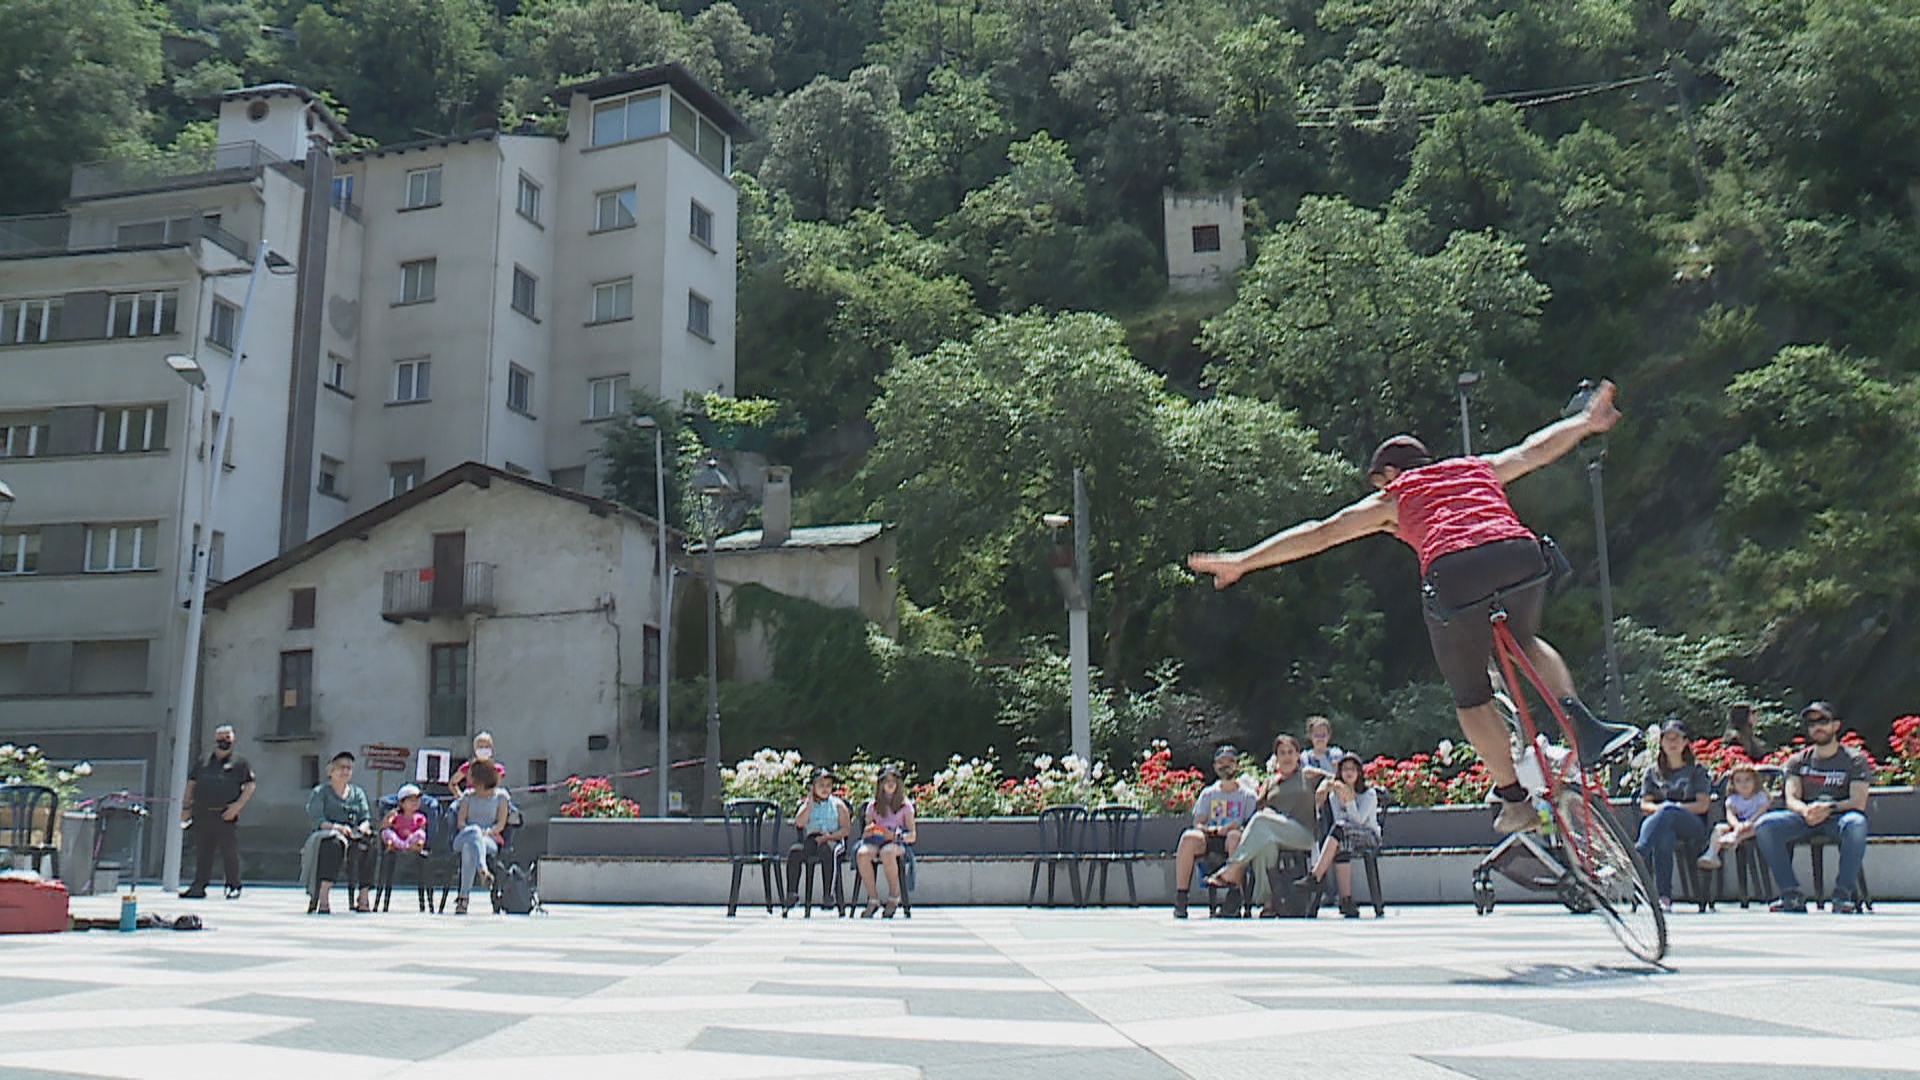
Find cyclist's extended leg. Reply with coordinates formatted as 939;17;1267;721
1518;635;1637;766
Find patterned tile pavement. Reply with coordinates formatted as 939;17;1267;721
0;889;1916;1079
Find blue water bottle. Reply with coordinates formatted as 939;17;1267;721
119;887;137;932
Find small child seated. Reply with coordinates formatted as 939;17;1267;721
382;784;430;857
1698;762;1769;870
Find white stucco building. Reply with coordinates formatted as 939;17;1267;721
1163;188;1246;291
0;66;749;860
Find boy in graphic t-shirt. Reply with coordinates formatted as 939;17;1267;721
1753;701;1873;913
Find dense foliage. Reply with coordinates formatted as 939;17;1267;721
16;0;1920;768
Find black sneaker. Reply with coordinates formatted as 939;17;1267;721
1172;890;1189;919
178;888;207;899
224;886;242;900
1769;892;1808;913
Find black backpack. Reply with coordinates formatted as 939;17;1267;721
496;862;539;914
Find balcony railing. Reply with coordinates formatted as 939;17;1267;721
70;142;288;201
382;562;496;621
0;212;254;263
0;213;71;258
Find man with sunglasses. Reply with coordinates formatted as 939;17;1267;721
1754;700;1872;913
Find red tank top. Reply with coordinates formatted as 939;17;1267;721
1385;457;1533;572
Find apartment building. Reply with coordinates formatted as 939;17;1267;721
0;66;746;847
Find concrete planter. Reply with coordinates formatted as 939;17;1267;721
548;812;1192;859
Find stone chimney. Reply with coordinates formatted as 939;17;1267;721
760;466;792;547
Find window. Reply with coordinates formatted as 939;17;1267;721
95;405;167;453
326;354;350;392
668;95;729;173
517;174;542;223
594;188;637;231
399;259;437;303
0;413;48;458
590;90;663;147
207;530;225;583
389;459;426;497
72;640;149;694
1;298;61;345
107;291;179;338
507;364;534;415
591;279;633;323
84;523;158;572
331;174;355;211
1192;224;1222;253
587;374;629;420
643;625;661;686
279;649;314;736
317;456;343;496
208;299;239;351
300;754;321;788
0;529;39;575
291;587;317;629
204;411;234;468
392;359;431;403
511;267;537;318
687;291;712;339
428;643;470;736
528;758;549;789
549;465;586;491
403;166;443;209
115;218;193;247
690;201;714;248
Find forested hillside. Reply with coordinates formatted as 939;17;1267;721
12;0;1919;764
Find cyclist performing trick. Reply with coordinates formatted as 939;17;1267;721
1188;380;1639;836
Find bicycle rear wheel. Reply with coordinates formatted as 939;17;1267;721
1552;785;1668;964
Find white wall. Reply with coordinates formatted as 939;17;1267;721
1163;189;1246;290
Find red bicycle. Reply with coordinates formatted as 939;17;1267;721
1474;572;1668;964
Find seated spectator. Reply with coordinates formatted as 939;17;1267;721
1301;715;1345;774
1723;702;1771;761
1699;761;1770;870
1172;745;1259;919
453;760;511;915
1633;719;1712;912
305;751;375;914
1756;701;1871;914
855;765;916;918
1202;735;1333;917
786;767;851;907
450;731;507;797
382;783;430;858
1302;755;1381;918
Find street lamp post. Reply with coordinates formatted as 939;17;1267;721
161;241;280;893
690;457;735;816
1563;380;1627;726
632;415;674;817
1043;468;1093;763
1456;371;1482;456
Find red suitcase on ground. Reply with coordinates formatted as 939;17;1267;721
0;877;69;934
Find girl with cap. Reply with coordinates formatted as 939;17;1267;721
1188;381;1636;836
856;765;916;917
381;784;430;857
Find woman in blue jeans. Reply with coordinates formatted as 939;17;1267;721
1635;719;1712;911
454;759;511;914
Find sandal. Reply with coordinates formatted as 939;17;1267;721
454;897;469;915
1202;871;1237;889
861;901;879;919
882;899;899;919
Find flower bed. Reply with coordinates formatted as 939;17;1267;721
0;744;91;807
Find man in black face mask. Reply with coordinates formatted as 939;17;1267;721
180;724;256;899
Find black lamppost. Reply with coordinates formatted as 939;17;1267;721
690;456;735;816
1564;381;1627;725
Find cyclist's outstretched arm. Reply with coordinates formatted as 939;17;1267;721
1487;379;1621;485
1187;494;1396;589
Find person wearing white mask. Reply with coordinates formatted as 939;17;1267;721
449;731;508;797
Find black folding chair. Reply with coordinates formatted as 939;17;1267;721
1027;805;1087;907
0;784;61;880
1799;832;1873;911
1084;804;1146;907
723;799;787;917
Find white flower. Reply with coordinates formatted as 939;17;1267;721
1091;761;1107;780
1437;739;1455;756
1034;754;1054;771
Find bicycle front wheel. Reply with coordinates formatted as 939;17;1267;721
1553;787;1668;964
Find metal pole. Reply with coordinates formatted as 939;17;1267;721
1457;386;1473;456
163;241;269;892
703;503;722;817
652;423;672;817
1587;452;1626;725
1069;468;1091;763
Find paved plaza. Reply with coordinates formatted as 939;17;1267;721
0;890;1916;1079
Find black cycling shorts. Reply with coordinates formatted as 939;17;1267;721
1422;536;1546;709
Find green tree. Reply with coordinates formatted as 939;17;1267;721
0;0;161;211
1051;21;1222;219
753;65;903;222
894;66;1013;226
1199;196;1549;459
289;0;500;144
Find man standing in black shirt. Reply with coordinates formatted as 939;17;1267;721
180;724;256;899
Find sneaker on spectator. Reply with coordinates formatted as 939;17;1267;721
1769;892;1807;913
1172;891;1189;919
1695;846;1722;871
1832;894;1862;915
1657;896;1673;913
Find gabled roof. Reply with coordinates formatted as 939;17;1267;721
553;63;754;139
207;462;674;608
221;84;352;143
707;523;889;553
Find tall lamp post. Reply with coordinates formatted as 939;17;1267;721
632;415;673;817
690;457;735;816
160;241;288;893
1563;380;1627;726
1456;371;1482;456
1043;468;1092;763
